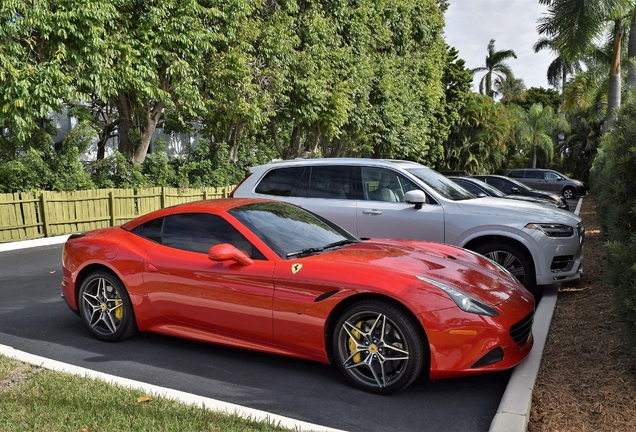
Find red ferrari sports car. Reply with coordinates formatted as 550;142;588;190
62;198;535;394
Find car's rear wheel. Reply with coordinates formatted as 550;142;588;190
78;270;137;342
562;187;575;199
332;300;426;394
474;242;535;290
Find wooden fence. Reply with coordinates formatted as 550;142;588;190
0;186;235;243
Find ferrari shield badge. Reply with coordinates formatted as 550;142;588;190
291;263;303;274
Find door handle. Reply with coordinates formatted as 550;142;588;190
362;209;383;215
145;262;158;272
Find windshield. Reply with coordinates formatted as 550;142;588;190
405;167;475;201
228;202;358;259
467;179;506;197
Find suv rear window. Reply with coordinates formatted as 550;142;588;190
254;167;306;197
508;170;524;178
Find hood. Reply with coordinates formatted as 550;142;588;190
315;239;521;306
456;197;581;225
505;195;557;207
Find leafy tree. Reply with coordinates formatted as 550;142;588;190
471;39;517;98
520;87;562;112
533;36;583;93
443;93;516;173
0;0;118;138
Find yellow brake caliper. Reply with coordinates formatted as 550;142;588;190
114;293;123;320
348;321;364;363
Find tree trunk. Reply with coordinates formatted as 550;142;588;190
628;8;636;90
607;20;623;126
117;91;134;157
532;140;537;169
132;99;165;166
287;125;302;159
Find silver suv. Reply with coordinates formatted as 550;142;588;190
506;168;586;199
232;158;584;290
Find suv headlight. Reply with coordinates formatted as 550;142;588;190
525;223;574;237
416;276;499;316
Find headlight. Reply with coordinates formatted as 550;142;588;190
525;223;574;237
416;276;499;316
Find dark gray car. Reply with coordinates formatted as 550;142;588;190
506;169;586;199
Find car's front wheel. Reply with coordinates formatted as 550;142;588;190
562;186;576;199
332;300;426;394
474;242;536;290
78;270;137;342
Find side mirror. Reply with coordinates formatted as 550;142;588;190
476;193;487;198
208;244;254;266
403;190;427;210
510;187;520;194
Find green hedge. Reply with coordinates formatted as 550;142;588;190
590;100;636;356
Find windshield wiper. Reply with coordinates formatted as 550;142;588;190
322;239;359;250
286;239;358;258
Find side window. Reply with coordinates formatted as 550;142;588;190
362;168;417;202
508;170;524;178
526;170;543;179
255;167;306;197
545;171;560;180
162;213;265;259
457;181;482;195
131;217;164;243
486;177;506;191
307;166;357;199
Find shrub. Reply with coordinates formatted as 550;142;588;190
590;101;636;355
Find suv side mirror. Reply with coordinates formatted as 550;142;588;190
208;244;254;266
510;187;520;194
403;190;427;210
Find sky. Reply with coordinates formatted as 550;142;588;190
444;0;556;92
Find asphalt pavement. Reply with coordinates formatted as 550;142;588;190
0;196;581;431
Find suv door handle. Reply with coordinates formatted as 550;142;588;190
362;209;383;215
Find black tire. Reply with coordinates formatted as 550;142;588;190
562;187;576;199
332;300;426;394
474;242;536;290
78;270;137;342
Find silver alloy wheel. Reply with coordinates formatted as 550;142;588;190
563;187;575;199
337;311;410;389
80;276;124;337
483;250;526;285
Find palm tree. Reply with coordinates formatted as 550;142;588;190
533;37;582;93
471;39;517;98
494;75;526;105
537;0;632;124
515;103;570;168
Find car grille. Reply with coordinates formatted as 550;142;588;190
509;310;534;346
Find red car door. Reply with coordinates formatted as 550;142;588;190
142;247;275;342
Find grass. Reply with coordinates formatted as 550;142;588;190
0;355;295;432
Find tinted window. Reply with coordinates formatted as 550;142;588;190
229;202;357;259
307;166;357;199
131;217;163;243
162;213;265;259
255;167;306;197
453;179;486;196
525;170;543;179
508;170;524;178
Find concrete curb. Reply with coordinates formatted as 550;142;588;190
0;344;346;432
489;196;583;432
0;234;70;253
